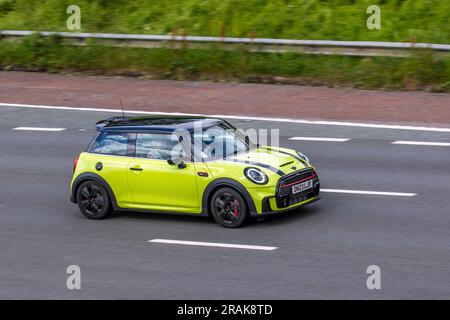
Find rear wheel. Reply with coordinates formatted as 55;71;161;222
76;180;112;219
210;187;248;228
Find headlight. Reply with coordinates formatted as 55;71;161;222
244;167;268;185
296;151;310;163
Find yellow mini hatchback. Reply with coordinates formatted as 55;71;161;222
70;116;320;227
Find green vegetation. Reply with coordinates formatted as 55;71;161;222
0;0;449;91
1;35;448;92
0;0;449;43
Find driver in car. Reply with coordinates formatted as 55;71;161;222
146;140;164;159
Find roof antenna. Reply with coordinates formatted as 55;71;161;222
119;99;125;118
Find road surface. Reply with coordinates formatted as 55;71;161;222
1;103;449;299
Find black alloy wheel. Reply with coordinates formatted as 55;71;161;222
76;180;112;219
210;187;248;228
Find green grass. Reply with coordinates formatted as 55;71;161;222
0;0;449;43
1;35;449;92
0;1;448;91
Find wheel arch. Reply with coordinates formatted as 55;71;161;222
201;178;257;217
71;172;118;209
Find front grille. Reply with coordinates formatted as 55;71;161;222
275;168;320;208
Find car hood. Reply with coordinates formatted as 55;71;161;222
229;146;310;176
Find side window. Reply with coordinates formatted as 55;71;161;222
136;133;181;160
91;132;129;156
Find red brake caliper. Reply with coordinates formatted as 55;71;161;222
233;199;239;217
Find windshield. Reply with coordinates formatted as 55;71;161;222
191;122;253;161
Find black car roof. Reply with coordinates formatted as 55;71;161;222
96;115;223;132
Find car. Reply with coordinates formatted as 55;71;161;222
70;115;320;227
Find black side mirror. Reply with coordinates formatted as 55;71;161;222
167;159;187;169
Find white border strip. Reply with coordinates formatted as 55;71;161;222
289;137;349;142
392;140;450;147
13;126;66;132
148;239;278;251
321;188;416;197
2;102;450;133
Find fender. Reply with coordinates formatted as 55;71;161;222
201;178;258;217
70;172;119;209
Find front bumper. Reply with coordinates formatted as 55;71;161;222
250;168;321;217
258;195;320;216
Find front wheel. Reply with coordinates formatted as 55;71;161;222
210;187;248;228
76;180;112;219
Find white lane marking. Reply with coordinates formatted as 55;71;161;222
13;127;66;132
392;140;450;147
289;137;349;142
148;239;278;251
2;102;450;133
321;189;417;197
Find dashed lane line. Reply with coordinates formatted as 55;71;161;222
13;127;66;132
289;137;350;142
321;189;417;197
148;239;278;251
392;141;450;147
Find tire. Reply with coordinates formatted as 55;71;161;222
76;180;112;219
210;187;248;228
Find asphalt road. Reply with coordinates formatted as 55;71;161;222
1;105;450;299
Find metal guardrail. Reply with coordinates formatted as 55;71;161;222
1;30;449;57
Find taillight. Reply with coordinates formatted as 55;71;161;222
73;155;80;173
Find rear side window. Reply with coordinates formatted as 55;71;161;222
89;132;130;156
135;133;180;160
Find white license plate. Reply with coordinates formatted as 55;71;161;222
292;180;313;194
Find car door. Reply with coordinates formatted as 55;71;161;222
126;131;199;213
88;131;134;206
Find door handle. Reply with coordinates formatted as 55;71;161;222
130;167;143;171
